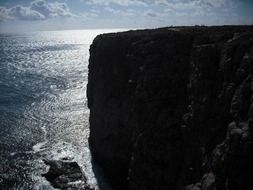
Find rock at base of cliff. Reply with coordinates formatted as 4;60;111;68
42;159;94;190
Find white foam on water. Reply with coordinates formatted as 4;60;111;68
33;124;48;152
10;152;16;156
46;141;76;160
32;141;48;152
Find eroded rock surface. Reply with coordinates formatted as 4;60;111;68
87;26;253;190
42;159;94;190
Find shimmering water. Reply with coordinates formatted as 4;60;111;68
0;29;123;190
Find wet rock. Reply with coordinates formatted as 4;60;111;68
42;159;94;190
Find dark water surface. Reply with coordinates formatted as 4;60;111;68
0;29;123;190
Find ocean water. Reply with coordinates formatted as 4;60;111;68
0;29;124;190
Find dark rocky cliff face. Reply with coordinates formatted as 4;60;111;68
87;26;253;190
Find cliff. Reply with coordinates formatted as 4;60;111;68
87;26;253;190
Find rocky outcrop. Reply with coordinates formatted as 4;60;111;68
42;159;94;190
87;26;253;190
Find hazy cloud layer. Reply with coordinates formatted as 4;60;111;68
87;0;234;8
87;0;236;19
86;0;146;6
0;0;73;21
0;7;12;21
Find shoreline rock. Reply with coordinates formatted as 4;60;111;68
42;159;94;190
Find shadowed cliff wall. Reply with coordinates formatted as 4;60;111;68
87;26;253;190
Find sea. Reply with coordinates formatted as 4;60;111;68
0;29;125;190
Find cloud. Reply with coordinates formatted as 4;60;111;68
86;0;236;19
0;7;12;21
86;0;235;9
9;5;46;20
104;7;137;17
153;0;234;8
80;12;98;18
145;11;157;17
0;0;73;21
30;0;51;17
200;0;234;8
87;0;147;6
104;7;121;14
31;0;73;18
98;0;233;18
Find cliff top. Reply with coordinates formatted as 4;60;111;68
93;25;253;45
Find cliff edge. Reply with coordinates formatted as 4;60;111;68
87;26;253;190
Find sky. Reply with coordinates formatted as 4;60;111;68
0;0;252;32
